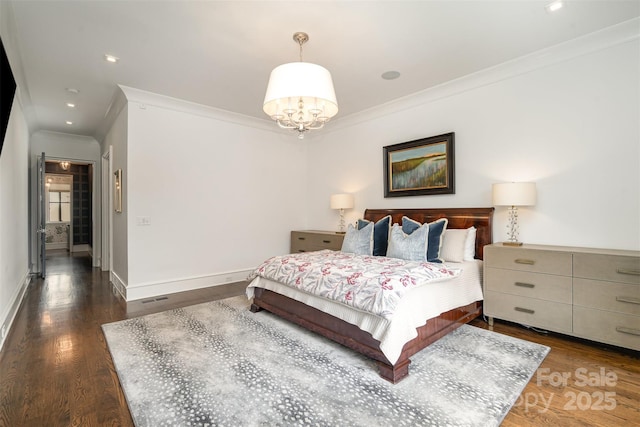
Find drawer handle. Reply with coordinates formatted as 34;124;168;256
515;259;535;265
615;327;640;337
616;296;640;305
297;237;306;240
617;268;640;276
322;240;331;244
514;282;535;289
514;307;535;315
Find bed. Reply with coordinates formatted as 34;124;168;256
247;207;494;383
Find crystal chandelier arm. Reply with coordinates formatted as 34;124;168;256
276;120;297;130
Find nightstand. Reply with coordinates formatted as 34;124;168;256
484;243;640;350
290;230;344;253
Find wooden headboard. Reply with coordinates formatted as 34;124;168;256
363;207;494;260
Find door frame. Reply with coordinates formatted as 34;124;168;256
101;146;113;273
33;156;100;271
37;152;46;278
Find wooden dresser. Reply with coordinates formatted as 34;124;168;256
484;243;640;350
290;230;344;253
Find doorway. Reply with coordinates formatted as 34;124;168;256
44;173;73;252
44;160;93;253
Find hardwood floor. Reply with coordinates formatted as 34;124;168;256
0;251;247;426
0;251;638;426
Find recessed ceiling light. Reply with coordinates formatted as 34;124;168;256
66;88;79;94
545;1;563;13
65;121;73;125
381;71;401;80
104;54;119;63
66;102;75;108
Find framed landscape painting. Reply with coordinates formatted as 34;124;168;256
384;132;455;197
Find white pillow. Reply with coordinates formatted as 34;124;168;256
386;223;429;262
441;226;476;262
341;222;373;255
464;226;477;261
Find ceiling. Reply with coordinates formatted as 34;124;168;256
5;1;640;140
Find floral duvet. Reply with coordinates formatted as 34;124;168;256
247;250;461;320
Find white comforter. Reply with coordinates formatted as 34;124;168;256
247;250;461;319
247;252;484;365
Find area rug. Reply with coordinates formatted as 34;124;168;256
102;296;549;427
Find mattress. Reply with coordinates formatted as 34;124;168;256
246;259;484;364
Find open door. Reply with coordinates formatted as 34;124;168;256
37;152;46;278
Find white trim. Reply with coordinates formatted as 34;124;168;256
113;18;639;141
125;269;253;302
101;147;112;272
46;242;68;250
111;271;127;300
110;19;639;141
72;244;90;253
0;271;31;352
118;85;277;134
325;17;640;135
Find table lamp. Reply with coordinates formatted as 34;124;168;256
330;193;354;233
492;182;536;246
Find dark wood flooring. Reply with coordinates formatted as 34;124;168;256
0;251;638;426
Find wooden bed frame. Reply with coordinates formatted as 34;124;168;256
250;207;494;383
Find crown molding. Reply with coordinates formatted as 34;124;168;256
100;18;638;141
326;17;640;134
117;85;277;134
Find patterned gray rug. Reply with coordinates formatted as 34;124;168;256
102;296;549;427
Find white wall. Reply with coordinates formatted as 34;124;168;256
29;130;102;268
306;29;640;251
118;88;308;300
0;94;30;351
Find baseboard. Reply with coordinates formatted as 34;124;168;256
0;271;31;352
46;242;68;250
111;271;127;301
125;269;253;301
72;244;90;253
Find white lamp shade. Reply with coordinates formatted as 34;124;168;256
330;193;354;210
263;62;338;119
492;182;537;206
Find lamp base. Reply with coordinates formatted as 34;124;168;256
502;241;524;247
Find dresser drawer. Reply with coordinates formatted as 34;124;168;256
573;253;640;285
484;291;572;333
573;306;640;350
290;231;344;252
485;268;572;303
573;278;640;316
484;246;572;276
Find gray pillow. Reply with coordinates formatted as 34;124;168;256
341;222;374;255
386;223;428;261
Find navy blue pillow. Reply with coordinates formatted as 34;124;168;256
401;216;448;263
357;215;391;256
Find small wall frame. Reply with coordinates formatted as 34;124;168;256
114;169;122;213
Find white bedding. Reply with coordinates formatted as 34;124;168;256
246;259;484;365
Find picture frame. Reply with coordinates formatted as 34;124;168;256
114;169;122;213
383;132;455;197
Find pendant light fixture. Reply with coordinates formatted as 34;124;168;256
263;32;338;139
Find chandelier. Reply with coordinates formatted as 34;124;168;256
263;32;338;139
